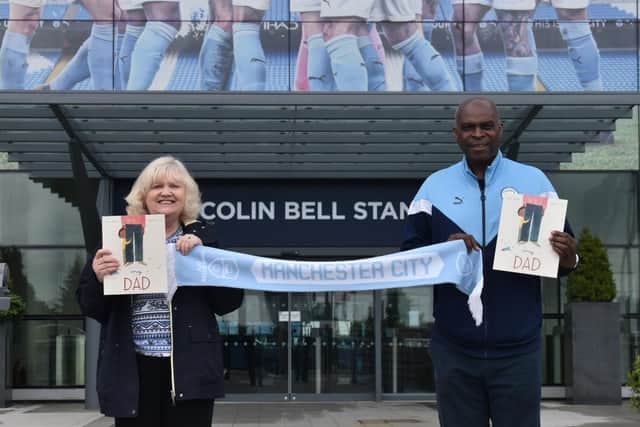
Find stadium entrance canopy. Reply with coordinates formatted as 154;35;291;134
1;91;638;180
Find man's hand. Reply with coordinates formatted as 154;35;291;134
549;231;578;269
448;233;481;253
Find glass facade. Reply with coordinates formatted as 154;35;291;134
289;291;375;395
220;291;289;395
381;287;434;394
0;0;637;91
0;173;86;390
562;107;639;171
0;174;85;246
0;170;638;398
11;319;85;387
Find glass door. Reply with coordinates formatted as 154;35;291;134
219;291;289;396
290;291;375;398
217;255;376;400
218;288;376;400
381;287;435;394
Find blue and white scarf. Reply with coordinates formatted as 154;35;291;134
168;240;485;326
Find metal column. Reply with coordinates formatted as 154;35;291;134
503;105;543;161
374;290;382;401
51;104;109;410
84;179;113;409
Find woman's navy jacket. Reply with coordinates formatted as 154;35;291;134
77;221;244;417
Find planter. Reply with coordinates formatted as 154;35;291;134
0;320;11;407
564;302;621;404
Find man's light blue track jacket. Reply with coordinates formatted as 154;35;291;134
402;151;573;359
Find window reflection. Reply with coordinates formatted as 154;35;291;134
609;248;640;314
10;320;85;387
291;291;375;394
541;318;564;386
622;317;640;384
217;291;289;394
0;174;84;245
382;286;434;393
0;248;85;315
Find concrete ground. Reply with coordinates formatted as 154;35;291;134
1;401;640;427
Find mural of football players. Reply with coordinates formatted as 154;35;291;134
230;0;270;90
321;0;455;91
403;0;443;91
116;0;147;90
452;0;537;91
198;0;278;91
291;0;386;91
42;1;123;91
0;0;114;89
199;0;234;90
538;0;602;90
198;0;275;91
125;0;181;90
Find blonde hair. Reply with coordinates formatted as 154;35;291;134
125;156;202;224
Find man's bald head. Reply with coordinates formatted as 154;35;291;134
455;97;500;125
452;96;504;178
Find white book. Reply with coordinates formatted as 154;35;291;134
101;214;168;295
493;194;567;278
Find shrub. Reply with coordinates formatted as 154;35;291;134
566;228;616;302
629;355;640;409
0;287;25;320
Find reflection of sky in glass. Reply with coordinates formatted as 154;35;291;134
0;174;83;246
607;247;639;313
21;249;85;314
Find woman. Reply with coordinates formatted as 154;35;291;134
77;156;243;427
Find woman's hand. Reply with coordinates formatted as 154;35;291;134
176;234;202;256
92;249;120;283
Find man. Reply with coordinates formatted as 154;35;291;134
452;0;537;91
321;0;456;91
402;97;578;427
120;215;146;265
518;196;547;244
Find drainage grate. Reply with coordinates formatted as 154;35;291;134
358;419;422;424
